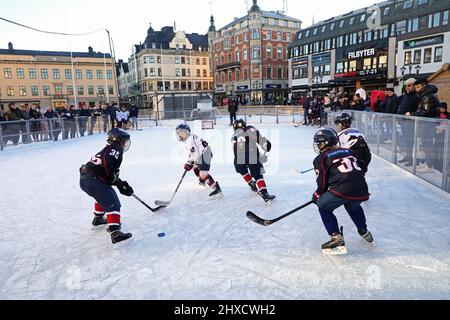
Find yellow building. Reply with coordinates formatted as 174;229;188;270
0;43;118;111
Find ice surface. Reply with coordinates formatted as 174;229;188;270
0;122;449;300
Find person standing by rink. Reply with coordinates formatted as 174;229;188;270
79;129;134;245
176;123;223;198
311;128;374;255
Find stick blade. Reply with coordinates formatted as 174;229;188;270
151;205;166;212
155;200;171;207
246;211;272;226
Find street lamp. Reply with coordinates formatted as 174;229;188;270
415;64;422;75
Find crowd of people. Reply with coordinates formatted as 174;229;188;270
297;78;449;173
0;102;140;147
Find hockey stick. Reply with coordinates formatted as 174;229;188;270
293;167;315;175
154;170;188;207
247;200;315;226
133;194;166;213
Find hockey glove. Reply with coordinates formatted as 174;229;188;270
312;192;321;204
116;180;134;197
184;161;194;172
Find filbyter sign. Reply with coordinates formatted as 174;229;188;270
348;48;376;59
404;35;444;49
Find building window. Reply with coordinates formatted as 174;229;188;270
29;68;36;79
41;69;49;79
51;69;60;79
76;69;83;80
396;20;406;35
203;69;207;77
4;68;12;79
86;69;93;79
278;31;283;41
251;28;260;39
443;10;449;25
77;85;84;95
287;33;291;43
277;48;283;60
266;47;272;58
175;68;181;77
64;69;72;79
67;85;73;95
266;30;272;40
97;70;103;79
414;50;422;64
243;49;248;61
278;67;283;79
267;67;272;79
243;69;248;80
405;51;412;65
236;70;240;81
87;85;94;95
424;48;432;63
43;86;51;96
158;68;162;77
339;20;345;28
7;86;14;96
429;12;441;28
251;47;260;59
106;70;113;80
18;86;27;96
363;58;372;70
408;18;419;32
349;17;355;25
150;68;155;76
175;56;181;64
108;86;114;95
434;46;443;62
54;85;62;95
383;6;390;16
17;68;25;79
98;85;105;94
313;28;318;36
197;69;201;77
403;0;414;9
418;0;429;5
31;86;39;96
360;14;366;22
379;55;388;68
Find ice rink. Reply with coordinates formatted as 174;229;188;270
1;122;449;299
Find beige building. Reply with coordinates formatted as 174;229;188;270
0;43;118;111
127;25;213;111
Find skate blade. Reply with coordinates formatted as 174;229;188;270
91;225;108;231
322;246;348;256
112;237;134;249
210;192;224;200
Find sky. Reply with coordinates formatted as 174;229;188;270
0;0;378;60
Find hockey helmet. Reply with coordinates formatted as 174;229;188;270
234;119;247;131
313;128;339;154
334;113;353;131
107;128;131;152
176;123;191;141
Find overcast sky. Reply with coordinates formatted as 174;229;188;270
0;0;378;60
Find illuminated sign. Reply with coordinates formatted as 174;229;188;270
348;48;376;59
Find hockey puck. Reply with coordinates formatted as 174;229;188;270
158;233;166;238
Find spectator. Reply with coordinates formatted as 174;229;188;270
228;98;238;126
29;104;42;142
435;102;449;172
90;105;102;135
58;104;70;140
78;104;91;137
129;104;139;130
413;78;441;172
6;103;22;145
66;105;77;139
438;102;449;120
381;88;400;114
101;104;110;132
116;106;130;130
44;106;61;141
397;79;421;166
303;94;312;126
350;93;366;111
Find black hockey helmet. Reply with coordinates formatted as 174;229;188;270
234;119;247;131
176;123;191;141
107;128;131;152
313;128;339;154
334;113;353;130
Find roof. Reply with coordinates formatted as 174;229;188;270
0;48;112;59
220;10;302;31
140;26;208;52
428;63;450;81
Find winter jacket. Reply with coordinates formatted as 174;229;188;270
129;106;139;118
414;85;440;118
381;95;400;114
44;111;59;119
79;109;92;118
397;91;420;115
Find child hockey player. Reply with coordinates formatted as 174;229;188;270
232;119;276;203
176;123;222;198
312;128;373;255
80;128;134;245
334;113;372;173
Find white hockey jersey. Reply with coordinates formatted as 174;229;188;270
185;134;209;163
338;128;368;149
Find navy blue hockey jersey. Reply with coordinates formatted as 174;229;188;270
85;143;123;184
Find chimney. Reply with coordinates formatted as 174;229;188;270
8;42;13;51
88;46;94;54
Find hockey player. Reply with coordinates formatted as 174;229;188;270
232;119;276;203
334;113;372;174
176;123;222;198
312;128;374;255
80;128;134;245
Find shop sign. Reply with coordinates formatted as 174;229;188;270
404;35;444;49
312;52;331;65
348;48;376;59
237;85;249;90
334;71;358;79
266;84;282;89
